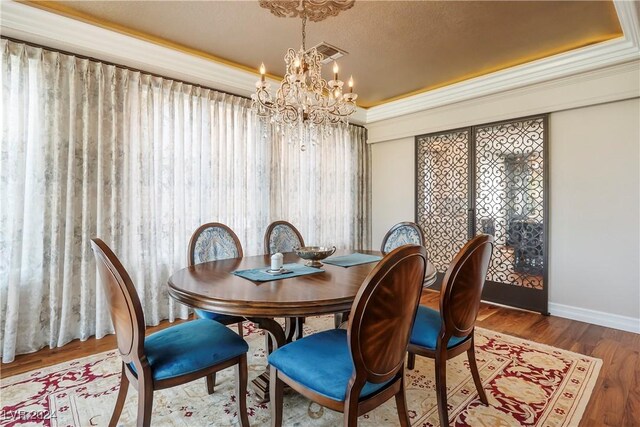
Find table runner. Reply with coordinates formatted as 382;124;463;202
323;253;383;267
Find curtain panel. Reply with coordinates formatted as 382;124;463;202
0;39;370;362
269;125;370;251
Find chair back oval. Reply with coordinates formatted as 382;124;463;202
380;222;425;255
348;245;426;384
90;239;145;363
264;221;305;254
188;222;243;266
440;234;494;339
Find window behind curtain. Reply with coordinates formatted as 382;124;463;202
0;39;370;362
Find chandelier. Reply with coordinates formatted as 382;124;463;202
252;0;358;148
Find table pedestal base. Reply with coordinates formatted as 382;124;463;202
246;316;302;403
252;371;271;403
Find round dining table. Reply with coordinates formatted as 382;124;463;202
168;250;437;402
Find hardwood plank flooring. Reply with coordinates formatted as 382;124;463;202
1;318;190;378
1;291;638;426
421;291;640;426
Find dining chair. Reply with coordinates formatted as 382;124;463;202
407;234;494;427
188;222;246;393
268;245;427;427
90;239;250;427
380;221;425;255
263;220;305;254
264;220;307;342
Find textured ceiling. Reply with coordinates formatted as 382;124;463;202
28;1;622;107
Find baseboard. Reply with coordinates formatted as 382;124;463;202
549;302;640;334
423;287;640;334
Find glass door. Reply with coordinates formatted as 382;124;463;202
473;116;548;313
415;128;471;284
416;115;548;314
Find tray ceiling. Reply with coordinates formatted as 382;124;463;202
27;1;623;108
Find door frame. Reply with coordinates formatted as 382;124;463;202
415;114;549;314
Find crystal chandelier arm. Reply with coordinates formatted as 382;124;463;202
304;50;327;93
281;105;300;124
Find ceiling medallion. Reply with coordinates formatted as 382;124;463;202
252;0;358;150
259;0;355;22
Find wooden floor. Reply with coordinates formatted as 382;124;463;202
2;291;639;426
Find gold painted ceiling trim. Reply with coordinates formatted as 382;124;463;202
19;0;283;82
364;33;623;108
19;0;625;110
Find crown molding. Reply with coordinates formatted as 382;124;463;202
615;0;640;48
365;0;640;123
1;1;259;97
1;0;638;127
366;60;640;143
0;1;368;124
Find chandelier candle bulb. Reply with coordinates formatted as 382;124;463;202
349;76;354;93
333;61;339;81
259;63;266;82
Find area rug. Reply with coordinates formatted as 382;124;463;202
1;316;601;426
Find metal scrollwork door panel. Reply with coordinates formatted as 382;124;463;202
473;116;548;313
415;129;471;279
416;115;548;314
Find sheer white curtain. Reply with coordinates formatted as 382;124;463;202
270;125;370;250
0;39;369;362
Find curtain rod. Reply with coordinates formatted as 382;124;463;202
2;36;367;131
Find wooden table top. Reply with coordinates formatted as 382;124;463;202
168;250;436;318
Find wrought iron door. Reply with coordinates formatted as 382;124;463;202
415;129;470;275
473;116;548;313
416;115;548;314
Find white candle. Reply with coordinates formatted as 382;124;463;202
271;253;284;270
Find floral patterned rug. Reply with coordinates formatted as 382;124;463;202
1;316;601;426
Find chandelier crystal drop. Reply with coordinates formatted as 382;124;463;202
252;0;358;149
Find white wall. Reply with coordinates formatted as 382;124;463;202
369;63;640;333
549;99;639;320
371;137;415;247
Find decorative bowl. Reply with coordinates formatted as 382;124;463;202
294;246;336;267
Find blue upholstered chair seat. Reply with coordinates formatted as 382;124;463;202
410;305;467;349
130;319;248;381
268;329;390;401
194;308;244;325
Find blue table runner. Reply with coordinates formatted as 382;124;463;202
232;263;324;282
323;253;383;268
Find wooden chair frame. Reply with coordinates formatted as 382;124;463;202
263;220;307;344
380;221;425;255
270;245;427;427
407;234;494;427
187;222;245;393
91;239;249;427
263;220;305;254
